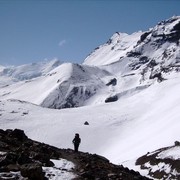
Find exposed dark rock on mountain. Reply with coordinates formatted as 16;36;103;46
0;129;150;180
106;78;117;86
136;144;180;179
105;95;118;103
175;141;180;146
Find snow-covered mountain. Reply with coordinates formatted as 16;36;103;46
84;16;180;67
0;59;62;87
84;16;180;83
1;16;180;110
0;16;180;179
0;62;114;108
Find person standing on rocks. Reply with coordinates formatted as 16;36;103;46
72;133;81;152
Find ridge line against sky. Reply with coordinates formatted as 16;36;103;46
0;0;180;66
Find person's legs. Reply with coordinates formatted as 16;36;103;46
74;144;79;152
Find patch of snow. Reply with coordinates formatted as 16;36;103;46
43;159;76;180
0;172;24;180
157;146;180;160
144;162;171;174
0;151;7;155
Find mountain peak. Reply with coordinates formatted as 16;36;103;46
84;16;180;67
83;31;142;66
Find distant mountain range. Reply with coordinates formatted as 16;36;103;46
0;59;62;86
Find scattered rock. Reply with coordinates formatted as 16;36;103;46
84;121;89;125
10;128;28;141
175;141;180;146
106;78;117;86
105;95;118;103
150;72;165;82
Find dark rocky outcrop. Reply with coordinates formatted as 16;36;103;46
20;163;44;180
106;78;117;86
73;153;149;180
175;141;180;146
136;144;180;179
84;121;89;125
105;95;118;103
0;128;150;180
139;31;151;43
150;72;165;82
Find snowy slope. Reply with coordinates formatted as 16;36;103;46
83;31;143;66
0;72;180;160
0;62;114;108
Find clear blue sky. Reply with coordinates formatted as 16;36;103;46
0;0;180;66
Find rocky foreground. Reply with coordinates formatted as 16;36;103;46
0;129;150;180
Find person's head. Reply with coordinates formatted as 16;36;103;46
75;133;79;138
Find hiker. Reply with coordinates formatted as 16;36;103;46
72;133;81;152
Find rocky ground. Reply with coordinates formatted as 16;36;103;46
0;128;151;180
136;142;180;179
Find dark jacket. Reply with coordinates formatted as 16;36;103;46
73;134;81;145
